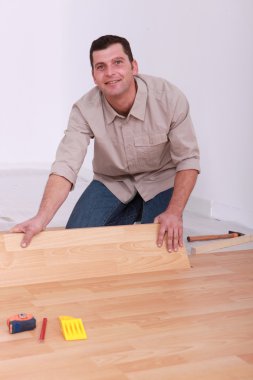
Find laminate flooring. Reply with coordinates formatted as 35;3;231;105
0;246;252;379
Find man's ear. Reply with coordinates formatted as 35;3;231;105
131;59;139;75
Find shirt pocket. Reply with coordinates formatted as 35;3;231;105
134;133;169;169
134;133;168;147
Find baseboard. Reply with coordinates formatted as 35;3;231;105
211;201;253;230
0;162;93;181
185;196;212;218
186;196;253;229
0;162;51;171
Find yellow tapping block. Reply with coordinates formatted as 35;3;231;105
59;315;88;341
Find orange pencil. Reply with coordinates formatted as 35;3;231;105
39;318;47;342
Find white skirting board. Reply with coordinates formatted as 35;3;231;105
186;196;253;230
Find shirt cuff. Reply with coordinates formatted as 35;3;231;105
50;162;77;190
176;158;201;173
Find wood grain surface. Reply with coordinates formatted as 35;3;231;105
0;226;253;379
0;224;190;287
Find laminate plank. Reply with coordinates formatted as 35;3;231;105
126;356;253;380
0;224;190;287
191;234;253;254
3;224;180;252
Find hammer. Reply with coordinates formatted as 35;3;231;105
187;230;245;243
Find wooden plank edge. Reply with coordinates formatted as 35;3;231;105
190;234;253;254
3;224;161;252
3;224;189;253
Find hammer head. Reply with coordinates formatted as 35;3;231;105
228;230;245;237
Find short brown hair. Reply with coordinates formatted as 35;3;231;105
90;35;134;68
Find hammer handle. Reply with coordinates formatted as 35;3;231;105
187;232;238;242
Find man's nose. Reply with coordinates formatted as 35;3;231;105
105;65;115;76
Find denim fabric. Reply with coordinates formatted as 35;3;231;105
66;180;173;229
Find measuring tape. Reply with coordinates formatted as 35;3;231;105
7;313;36;334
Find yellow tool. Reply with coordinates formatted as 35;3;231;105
58;316;87;341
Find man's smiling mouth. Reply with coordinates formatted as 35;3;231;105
105;80;120;84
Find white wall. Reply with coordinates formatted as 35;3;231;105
0;0;252;228
0;0;63;164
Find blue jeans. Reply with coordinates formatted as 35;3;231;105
66;180;173;228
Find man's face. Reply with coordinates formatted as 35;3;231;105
92;43;138;100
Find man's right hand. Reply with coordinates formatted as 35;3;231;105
10;217;45;248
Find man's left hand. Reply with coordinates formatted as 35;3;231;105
154;211;183;252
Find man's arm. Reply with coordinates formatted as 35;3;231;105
10;174;72;247
154;169;198;252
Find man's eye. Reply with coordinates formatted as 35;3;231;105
96;65;104;71
115;60;123;65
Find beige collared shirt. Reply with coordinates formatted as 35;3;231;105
51;74;200;203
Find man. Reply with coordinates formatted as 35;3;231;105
12;35;200;252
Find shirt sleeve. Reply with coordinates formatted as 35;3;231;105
168;91;200;173
50;104;94;188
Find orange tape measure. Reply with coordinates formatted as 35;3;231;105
7;313;36;334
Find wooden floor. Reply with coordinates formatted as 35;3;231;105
0;227;253;379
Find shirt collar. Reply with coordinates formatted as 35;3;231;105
102;75;147;124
